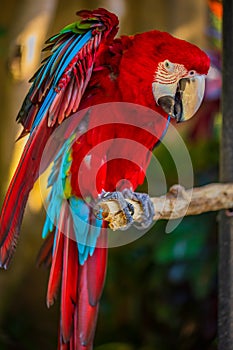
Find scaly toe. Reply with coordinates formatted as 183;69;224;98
122;189;155;229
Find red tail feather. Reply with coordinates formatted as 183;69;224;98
48;218;108;349
61;221;78;342
47;212;65;307
87;245;108;306
78;263;99;346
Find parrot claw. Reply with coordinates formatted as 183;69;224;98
99;191;134;229
122;189;155;229
98;190;154;230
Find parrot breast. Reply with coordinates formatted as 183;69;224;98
70;108;170;198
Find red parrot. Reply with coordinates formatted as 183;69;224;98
0;8;210;350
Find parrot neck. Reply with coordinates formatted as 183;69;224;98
117;34;164;114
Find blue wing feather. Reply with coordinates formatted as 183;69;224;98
32;89;56;129
69;198;102;265
31;31;92;130
53;32;92;83
37;38;75;88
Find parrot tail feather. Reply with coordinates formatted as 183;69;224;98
64;239;107;349
43;199;108;349
61;211;78;343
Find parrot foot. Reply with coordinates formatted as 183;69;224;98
98;190;134;230
121;189;155;229
98;190;154;230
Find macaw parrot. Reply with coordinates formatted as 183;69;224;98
0;8;210;350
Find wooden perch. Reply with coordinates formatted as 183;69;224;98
95;183;233;230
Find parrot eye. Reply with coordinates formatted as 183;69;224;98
164;60;175;72
164;60;170;68
189;70;196;76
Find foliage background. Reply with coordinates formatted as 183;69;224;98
0;0;220;349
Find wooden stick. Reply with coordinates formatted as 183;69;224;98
95;183;233;230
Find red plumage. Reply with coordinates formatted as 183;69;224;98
87;232;108;307
61;232;78;342
47;222;64;308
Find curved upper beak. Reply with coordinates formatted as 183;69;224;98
152;75;206;122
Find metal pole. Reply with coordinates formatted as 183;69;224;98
219;0;233;348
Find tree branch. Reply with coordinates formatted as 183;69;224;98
96;183;233;230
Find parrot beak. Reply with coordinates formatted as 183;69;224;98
152;75;205;122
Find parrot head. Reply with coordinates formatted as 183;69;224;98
119;30;210;122
152;59;207;122
151;33;210;123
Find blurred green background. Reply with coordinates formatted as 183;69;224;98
0;0;221;349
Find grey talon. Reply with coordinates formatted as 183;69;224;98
122;189;155;229
98;191;135;230
97;190;154;230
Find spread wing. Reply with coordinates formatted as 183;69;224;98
17;8;119;134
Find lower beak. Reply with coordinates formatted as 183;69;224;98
152;75;205;122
